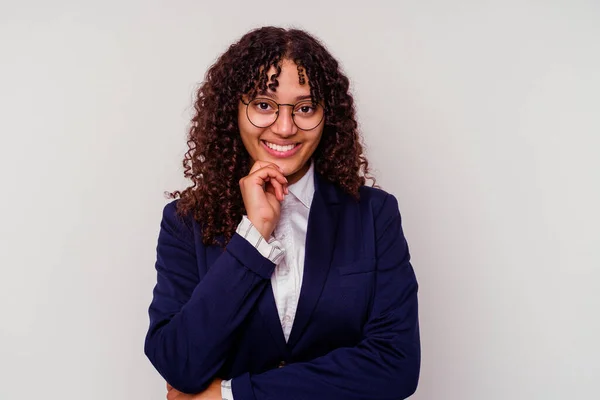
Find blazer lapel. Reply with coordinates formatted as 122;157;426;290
287;173;342;349
257;282;289;357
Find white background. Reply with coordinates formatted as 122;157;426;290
1;1;598;399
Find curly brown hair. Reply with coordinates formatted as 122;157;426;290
169;26;375;246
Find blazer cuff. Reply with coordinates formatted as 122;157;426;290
226;234;276;280
231;373;255;400
236;216;285;264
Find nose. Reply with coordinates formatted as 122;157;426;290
271;106;297;136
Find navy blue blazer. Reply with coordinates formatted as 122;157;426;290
145;173;420;399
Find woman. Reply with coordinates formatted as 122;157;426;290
145;26;420;400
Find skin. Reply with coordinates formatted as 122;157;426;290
165;59;325;398
239;58;325;239
238;58;325;186
166;381;221;399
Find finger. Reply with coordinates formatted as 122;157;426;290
249;160;284;174
268;178;286;201
246;167;288;193
248;166;288;188
241;164;285;188
167;389;184;400
254;163;284;178
266;179;285;202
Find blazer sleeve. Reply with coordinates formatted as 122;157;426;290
231;194;421;400
144;201;276;394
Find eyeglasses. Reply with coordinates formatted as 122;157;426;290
241;97;325;131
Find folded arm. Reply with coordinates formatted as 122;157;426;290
231;194;421;400
145;202;282;394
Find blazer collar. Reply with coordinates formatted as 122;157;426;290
313;168;343;205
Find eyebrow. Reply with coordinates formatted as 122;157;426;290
257;92;313;102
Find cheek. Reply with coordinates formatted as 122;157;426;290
238;106;257;134
306;130;324;150
238;108;250;133
238;123;265;159
239;130;259;155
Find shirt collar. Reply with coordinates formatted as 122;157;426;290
286;160;315;209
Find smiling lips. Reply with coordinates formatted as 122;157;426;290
262;140;302;158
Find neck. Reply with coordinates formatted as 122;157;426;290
286;160;311;185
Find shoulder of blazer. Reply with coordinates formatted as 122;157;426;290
160;199;231;249
159;199;199;247
358;185;396;216
315;172;392;207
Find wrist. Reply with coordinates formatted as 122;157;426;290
256;226;272;241
247;218;273;240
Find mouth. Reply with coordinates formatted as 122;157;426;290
261;140;302;158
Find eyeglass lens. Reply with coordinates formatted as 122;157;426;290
246;98;324;130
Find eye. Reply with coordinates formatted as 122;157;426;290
295;102;315;115
251;98;276;113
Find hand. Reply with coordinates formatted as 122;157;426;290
239;160;289;239
166;379;222;400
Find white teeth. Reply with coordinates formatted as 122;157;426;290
265;142;296;152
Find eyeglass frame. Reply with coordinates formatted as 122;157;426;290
240;97;326;131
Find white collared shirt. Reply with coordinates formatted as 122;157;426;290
271;161;314;341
